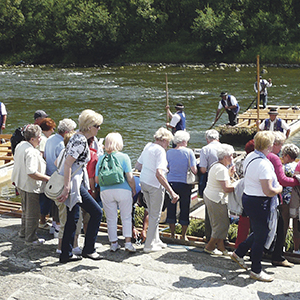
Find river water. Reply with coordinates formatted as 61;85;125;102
1;63;300;199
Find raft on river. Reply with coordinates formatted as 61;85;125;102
216;105;300;144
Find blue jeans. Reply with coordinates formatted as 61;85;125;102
235;193;271;273
60;184;103;260
166;182;191;226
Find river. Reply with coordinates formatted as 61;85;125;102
1;63;300;199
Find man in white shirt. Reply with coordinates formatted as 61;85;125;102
0;102;7;134
254;76;272;108
259;108;290;138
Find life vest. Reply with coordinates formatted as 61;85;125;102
264;118;283;132
175;111;186;132
221;95;240;114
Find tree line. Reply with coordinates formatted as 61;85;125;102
1;0;300;64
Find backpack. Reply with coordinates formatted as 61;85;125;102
10;125;27;155
98;153;125;186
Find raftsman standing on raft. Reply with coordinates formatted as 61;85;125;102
215;92;240;126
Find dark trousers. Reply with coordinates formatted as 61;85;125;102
166;182;191;225
60;184;103;260
235;194;271;273
271;210;285;262
227;110;238;126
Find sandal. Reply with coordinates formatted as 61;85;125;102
82;252;103;260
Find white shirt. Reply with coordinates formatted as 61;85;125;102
204;162;230;204
243;151;279;196
11;141;46;193
254;79;272;95
218;95;238;110
259;118;289;131
138;142;168;188
0;102;7;115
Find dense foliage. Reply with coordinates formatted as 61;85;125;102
1;0;300;64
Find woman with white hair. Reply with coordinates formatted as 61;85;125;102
12;124;50;245
95;132;136;252
57;109;104;263
166;130;197;240
203;143;235;255
136;127;179;252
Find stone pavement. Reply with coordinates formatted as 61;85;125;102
1;216;300;300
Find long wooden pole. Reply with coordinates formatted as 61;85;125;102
166;73;169;122
256;55;260;130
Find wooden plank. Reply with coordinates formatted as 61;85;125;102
0;156;14;161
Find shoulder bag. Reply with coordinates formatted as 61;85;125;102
186;152;198;184
44;151;82;200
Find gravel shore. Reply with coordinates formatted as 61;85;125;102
1;216;300;300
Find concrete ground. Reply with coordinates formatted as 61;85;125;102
1;216;300;300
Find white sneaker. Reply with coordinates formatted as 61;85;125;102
144;245;162;253
250;270;274;282
230;251;248;270
125;243;136;253
72;247;82;255
293;250;300;255
56;249;62;254
25;238;45;246
110;243;121;252
157;242;167;249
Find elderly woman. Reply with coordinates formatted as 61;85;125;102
38;117;57;229
11;124;50;245
166;130;197;240
136;127;179;252
96;132;136;252
231;131;282;282
203;144;235;255
267;132;298;268
57;109;103;263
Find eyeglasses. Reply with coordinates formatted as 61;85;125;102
93;125;101;129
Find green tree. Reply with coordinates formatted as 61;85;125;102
192;5;245;56
0;0;25;53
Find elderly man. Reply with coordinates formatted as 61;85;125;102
215;92;240;126
198;129;221;241
34;110;49;125
259;108;290;138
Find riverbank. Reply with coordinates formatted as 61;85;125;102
1;216;300;300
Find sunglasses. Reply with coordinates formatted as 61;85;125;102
93;125;101;129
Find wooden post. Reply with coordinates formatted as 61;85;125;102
166;73;169;122
256;55;260;130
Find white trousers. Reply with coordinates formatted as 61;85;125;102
101;189;133;242
141;182;165;249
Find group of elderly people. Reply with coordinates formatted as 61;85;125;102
11;110;300;281
11;108;198;262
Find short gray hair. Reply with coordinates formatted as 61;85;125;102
57;118;77;134
217;144;234;161
205;129;219;142
23;124;42;141
173;130;190;145
281;143;300;160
